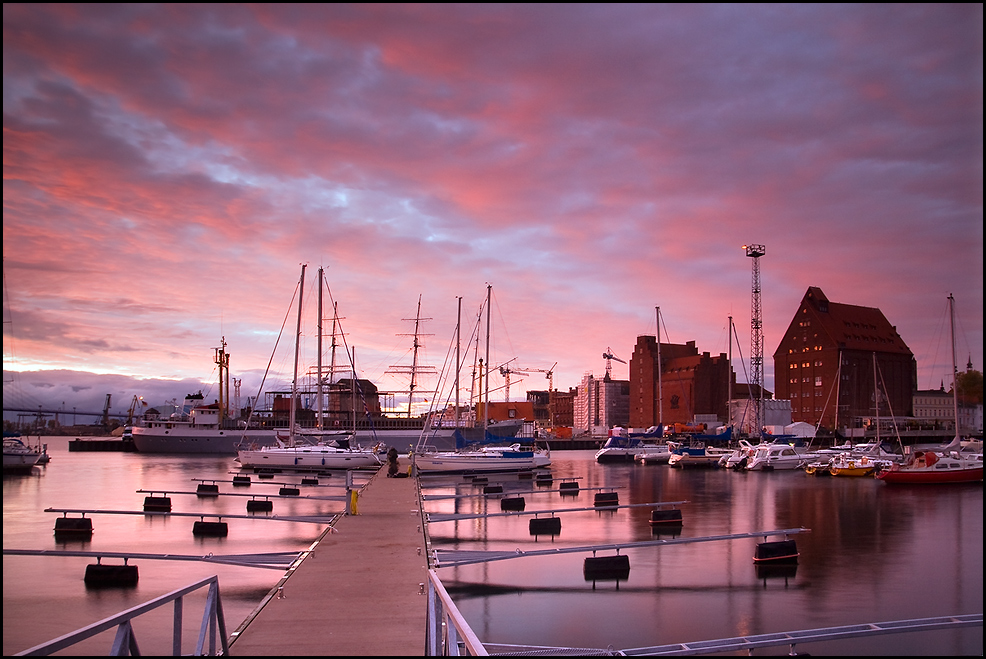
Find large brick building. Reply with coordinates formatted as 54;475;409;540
629;337;732;428
772;287;915;431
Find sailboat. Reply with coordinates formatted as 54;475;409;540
413;285;550;474
236;265;382;471
877;295;983;484
829;353;900;477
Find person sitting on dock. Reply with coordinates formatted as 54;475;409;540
387;447;400;477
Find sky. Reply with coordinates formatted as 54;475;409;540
3;4;983;423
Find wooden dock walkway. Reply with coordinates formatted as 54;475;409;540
228;466;429;656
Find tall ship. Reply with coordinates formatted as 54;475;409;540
132;270;523;455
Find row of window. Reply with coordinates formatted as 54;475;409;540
789;361;824;368
788;376;824;386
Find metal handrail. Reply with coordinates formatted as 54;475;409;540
426;570;488;656
14;575;228;656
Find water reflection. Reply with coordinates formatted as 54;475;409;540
425;450;982;655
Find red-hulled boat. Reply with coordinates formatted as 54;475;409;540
876;449;983;484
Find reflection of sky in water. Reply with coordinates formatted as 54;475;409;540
427;451;983;654
3;443;982;655
2;438;356;656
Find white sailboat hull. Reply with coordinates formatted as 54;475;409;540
414;448;550;474
237;445;382;470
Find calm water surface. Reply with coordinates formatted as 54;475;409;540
3;442;983;655
422;450;982;655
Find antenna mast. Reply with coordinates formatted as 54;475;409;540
744;244;765;434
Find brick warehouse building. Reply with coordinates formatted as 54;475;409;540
629;337;733;428
772;287;915;431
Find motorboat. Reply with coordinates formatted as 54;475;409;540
3;436;43;473
827;452;891;477
667;442;731;468
745;443;816;471
595;429;648;463
719;439;758;469
635;442;674;465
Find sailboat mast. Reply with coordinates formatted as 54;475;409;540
407;296;423;418
727;315;732;431
834;349;842;434
317;267;324;431
949;294;960;442
484;284;491;430
656;306;663;427
455;296;462;428
873;352;880;445
290;264;306;444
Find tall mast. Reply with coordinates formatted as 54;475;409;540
386;295;435;418
214;336;229;422
656;306;663;427
329;302;339;385
290;264;306;445
727;315;732;430
873;352;879;445
317;267;324;431
484;284;492;431
455;296;462;429
949;294;959;442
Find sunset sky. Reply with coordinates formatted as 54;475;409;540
3;4;982;421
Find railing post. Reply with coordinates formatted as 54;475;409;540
109;621;139;656
426;579;439;656
173;595;183;655
447;614;460;656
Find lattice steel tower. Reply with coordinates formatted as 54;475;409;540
744;244;765;433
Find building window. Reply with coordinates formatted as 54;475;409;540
815;376;822;387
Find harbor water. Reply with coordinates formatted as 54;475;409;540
3;440;983;655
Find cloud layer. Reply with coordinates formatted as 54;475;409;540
3;4;982;417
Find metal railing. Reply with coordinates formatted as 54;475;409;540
14;575;228;656
425;570;488;656
423;568;981;656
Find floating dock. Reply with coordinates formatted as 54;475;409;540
68;437;136;452
228;467;429;655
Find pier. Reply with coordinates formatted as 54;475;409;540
228;466;429;656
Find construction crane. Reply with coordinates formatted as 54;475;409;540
101;394;112;429
125;395;145;426
498;359;529;402
602;348;626;381
526;362;558;428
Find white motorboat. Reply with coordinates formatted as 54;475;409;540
719;439;758;469
635;442;674;465
595;428;648;463
745;443;815;471
3;436;43;473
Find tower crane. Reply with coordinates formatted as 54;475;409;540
602;348;626;381
497;359;529;402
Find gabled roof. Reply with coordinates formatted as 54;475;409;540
777;287;912;357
